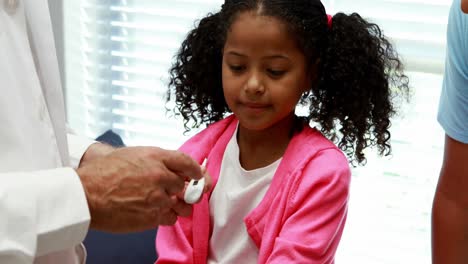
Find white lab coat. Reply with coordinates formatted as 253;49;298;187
0;0;93;263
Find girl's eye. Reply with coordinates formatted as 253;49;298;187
267;69;286;77
229;65;245;72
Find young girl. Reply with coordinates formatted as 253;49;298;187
157;0;409;263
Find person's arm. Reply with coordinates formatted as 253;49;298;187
0;139;206;263
432;136;468;264
67;131;208;232
0;168;91;262
266;149;350;263
432;1;468;262
462;0;468;13
0;134;102;261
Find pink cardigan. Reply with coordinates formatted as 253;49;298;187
156;115;351;264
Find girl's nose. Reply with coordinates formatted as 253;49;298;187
244;71;265;95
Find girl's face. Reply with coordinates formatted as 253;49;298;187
222;11;312;132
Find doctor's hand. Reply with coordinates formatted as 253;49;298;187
75;146;204;233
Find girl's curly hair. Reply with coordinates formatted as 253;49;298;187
167;0;410;165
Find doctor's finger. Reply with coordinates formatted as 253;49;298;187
158;210;178;226
172;197;193;217
163;151;203;181
156;169;186;195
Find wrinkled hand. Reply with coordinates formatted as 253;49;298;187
76;146;207;233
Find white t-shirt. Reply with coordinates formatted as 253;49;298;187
207;126;281;264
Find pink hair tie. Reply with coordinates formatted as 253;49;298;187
327;14;333;28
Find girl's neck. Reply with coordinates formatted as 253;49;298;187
237;114;301;170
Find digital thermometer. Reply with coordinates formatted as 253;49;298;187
184;159;207;204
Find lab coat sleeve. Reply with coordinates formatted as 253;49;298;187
67;128;96;169
0;168;91;262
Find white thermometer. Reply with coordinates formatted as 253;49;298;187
184;159;207;204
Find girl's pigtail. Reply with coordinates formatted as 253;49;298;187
311;13;409;165
167;12;227;132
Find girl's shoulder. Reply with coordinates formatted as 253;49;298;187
292;126;344;156
276;126;350;208
290;126;351;186
284;125;350;177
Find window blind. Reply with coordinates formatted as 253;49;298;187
63;0;452;262
64;0;223;148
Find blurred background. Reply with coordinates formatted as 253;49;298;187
49;0;451;262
